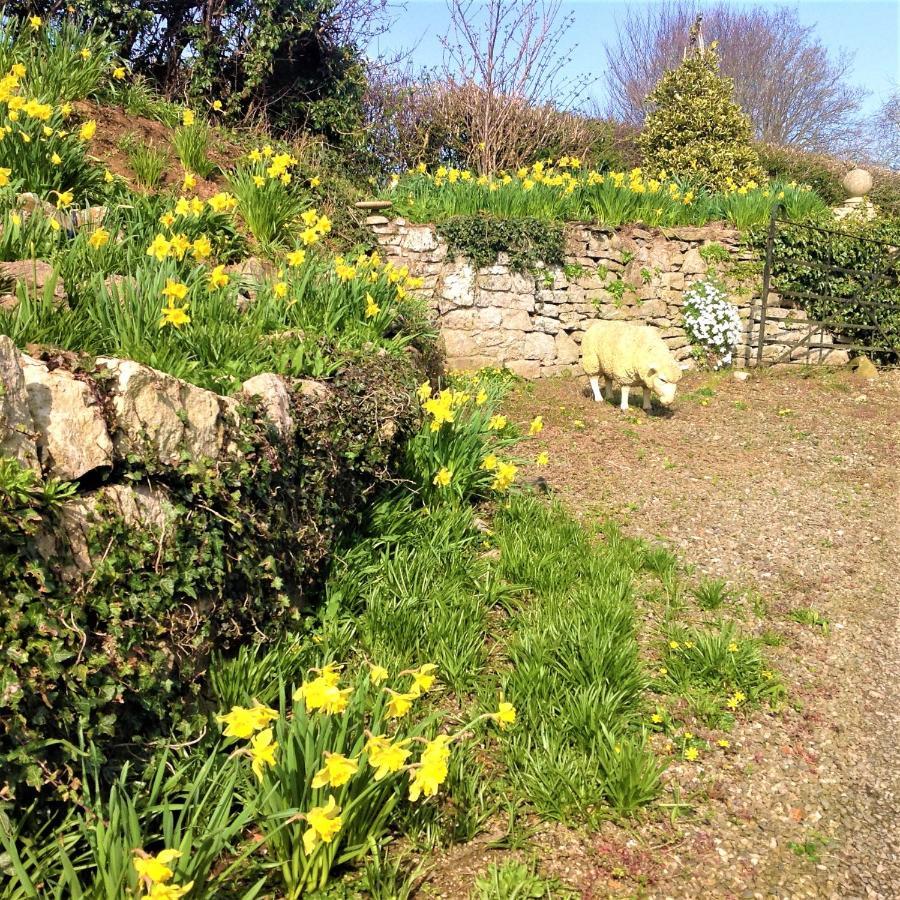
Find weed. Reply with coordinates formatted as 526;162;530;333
172;123;217;179
789;608;829;632
120;135;167;189
473;859;566;899
693;577;731;610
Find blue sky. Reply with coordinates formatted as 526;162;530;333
370;0;899;116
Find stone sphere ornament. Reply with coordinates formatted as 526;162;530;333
842;168;873;199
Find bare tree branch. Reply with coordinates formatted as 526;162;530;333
604;1;866;154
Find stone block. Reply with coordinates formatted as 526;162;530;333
97;358;238;466
500;309;532;331
680;248;707;274
21;356;113;481
522;331;556;362
0;335;39;471
505;359;541;379
400;226;438;252
555;330;581;365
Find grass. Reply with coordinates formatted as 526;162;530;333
172;123;217;179
120;135;168;189
789;607;830;631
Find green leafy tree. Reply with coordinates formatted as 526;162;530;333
639;35;763;191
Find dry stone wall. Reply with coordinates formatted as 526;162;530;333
366;218;849;376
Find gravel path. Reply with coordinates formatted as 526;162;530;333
501;367;900;899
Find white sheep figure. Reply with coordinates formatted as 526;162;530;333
581;321;683;411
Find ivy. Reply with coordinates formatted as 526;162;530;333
0;354;417;805
436;214;565;273
750;217;900;360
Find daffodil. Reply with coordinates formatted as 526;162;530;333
182;108;195;127
54;189;73;208
286;248;306;267
481;454;498;471
365;735;411;780
182;171;196;191
494;700;516;728
432;467;451;488
147;233;171;261
295;677;351;715
475;389;487;405
191;235;212;259
488;414;507;430
368;663;388;684
215;703;278;739
147;883;195;900
0;167;12;188
134;848;181;885
113;66;126;80
311;751;359;788
50;152;61;165
208;264;229;289
88;228;110;249
536;452;549;466
273;281;288;298
385;688;417;719
491;461;517;491
416;381;432;401
78;120;96;141
302;795;342;855
364;293;380;318
528;416;543;435
407;663;437;695
409;735;450;801
29;16;41;29
207;191;236;213
249;728;278;781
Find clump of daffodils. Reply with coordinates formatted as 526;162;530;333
215;660;515;889
682;279;743;368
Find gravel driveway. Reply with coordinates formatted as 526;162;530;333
502;366;900;899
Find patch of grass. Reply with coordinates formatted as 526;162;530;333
789;833;830;863
172;123;217;179
692;577;731;611
120;135;168;189
789;607;829;632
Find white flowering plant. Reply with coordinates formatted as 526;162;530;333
682;279;743;368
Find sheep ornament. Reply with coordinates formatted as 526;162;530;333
581;321;683;411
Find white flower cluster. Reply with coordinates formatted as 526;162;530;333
682;279;743;368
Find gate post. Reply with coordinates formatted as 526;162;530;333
756;203;780;366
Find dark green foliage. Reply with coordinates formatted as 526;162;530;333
437;215;565;273
0;356;417;803
755;143;846;205
752;217;900;360
640;42;763;190
16;1;370;141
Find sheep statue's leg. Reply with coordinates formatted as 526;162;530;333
589;375;603;403
643;387;652;411
604;377;613;401
620;385;630;411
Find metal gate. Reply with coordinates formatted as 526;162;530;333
751;208;900;367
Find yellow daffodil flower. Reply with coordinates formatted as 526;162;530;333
365;735;411;780
311;751;359;788
409;735;450;801
302;796;342;855
249;728;278;781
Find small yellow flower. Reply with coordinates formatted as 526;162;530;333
50;152;61;165
249;728;278;781
717;739;730;748
385;688;417;718
11;63;26;77
212;99;223;111
409;735;450;801
273;281;288;298
286;248;306;267
161;279;189;303
684;746;699;761
29;15;42;29
80;48;92;60
0;167;12;188
727;642;739;652
160;304;190;328
433;466;452;488
407;663;438;695
147;233;171;261
191;235;212;260
295;677;351;715
364;292;380;318
182;108;195;126
365;735;411;780
88;227;110;249
536;451;549;465
491;461;517;491
475;389;487;405
159;211;176;228
302;796;342;855
650;713;663;724
252;174;265;187
182;171;196;191
368;663;388;684
669;640;681;650
528;415;543;435
54;189;74;208
481;454;498;471
488;414;507;430
79;120;96;141
207;191;236;213
208;264;230;289
113;66;127;80
417;381;432;401
310;176;321;187
133;848;181;885
104;169;114;184
494;700;516;729
311;751;359;788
